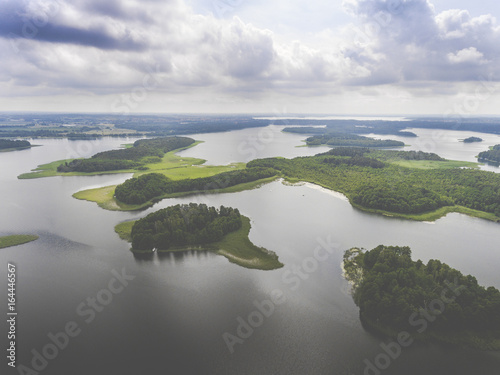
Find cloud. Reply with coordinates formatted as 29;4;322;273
448;47;486;64
342;0;500;85
1;0;500;113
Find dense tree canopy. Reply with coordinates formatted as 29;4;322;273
306;133;404;148
131;203;242;251
114;167;278;205
344;246;500;339
478;144;500;164
57;136;194;173
247;148;500;217
0;139;31;150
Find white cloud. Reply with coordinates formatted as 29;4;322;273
1;0;500;113
448;47;486;64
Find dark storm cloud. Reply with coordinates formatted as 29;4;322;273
0;1;147;51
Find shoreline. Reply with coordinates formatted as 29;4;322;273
115;216;283;271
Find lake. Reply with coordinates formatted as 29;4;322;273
1;128;500;375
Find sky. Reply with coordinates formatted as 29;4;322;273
1;0;500;115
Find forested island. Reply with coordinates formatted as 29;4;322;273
57;136;194;173
305;133;405;148
116;203;282;270
343;245;500;350
478;144;500;164
0;139;32;151
463;137;483;143
247;148;500;221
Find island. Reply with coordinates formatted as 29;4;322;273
343;245;500;350
75;147;500;223
478;144;500;164
0;139;32;152
115;203;283;270
0;234;39;249
463;136;483;143
305;133;405;148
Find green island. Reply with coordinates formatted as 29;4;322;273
305;133;405;148
18;136;203;179
247;147;500;222
0;234;39;249
463;136;483;143
0;139;32;152
343;245;500;350
84;146;499;222
478;144;500;164
115;203;283;270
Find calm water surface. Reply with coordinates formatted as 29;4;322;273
1;129;500;375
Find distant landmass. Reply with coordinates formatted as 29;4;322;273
463;137;483;143
0;139;31;151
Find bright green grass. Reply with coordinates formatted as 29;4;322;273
115;216;283;270
114;221;135;242
0;235;39;249
18;141;233;179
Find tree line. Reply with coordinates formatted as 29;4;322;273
0;139;31;150
344;245;500;338
247;148;500;217
57;136;194;173
131;203;242;251
478;144;500;164
114;167;278;205
306;133;404;148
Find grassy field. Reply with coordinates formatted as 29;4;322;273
0;235;39;249
115;221;135;241
115;216;283;270
18;141;241;179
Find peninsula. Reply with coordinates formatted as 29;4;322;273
478;144;500;164
343;245;500;350
115;203;283;270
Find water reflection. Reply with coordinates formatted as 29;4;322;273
132;247;218;266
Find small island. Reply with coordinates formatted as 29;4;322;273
343;245;500;350
463;136;483;143
115;203;283;270
0;139;32;152
0;234;39;249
